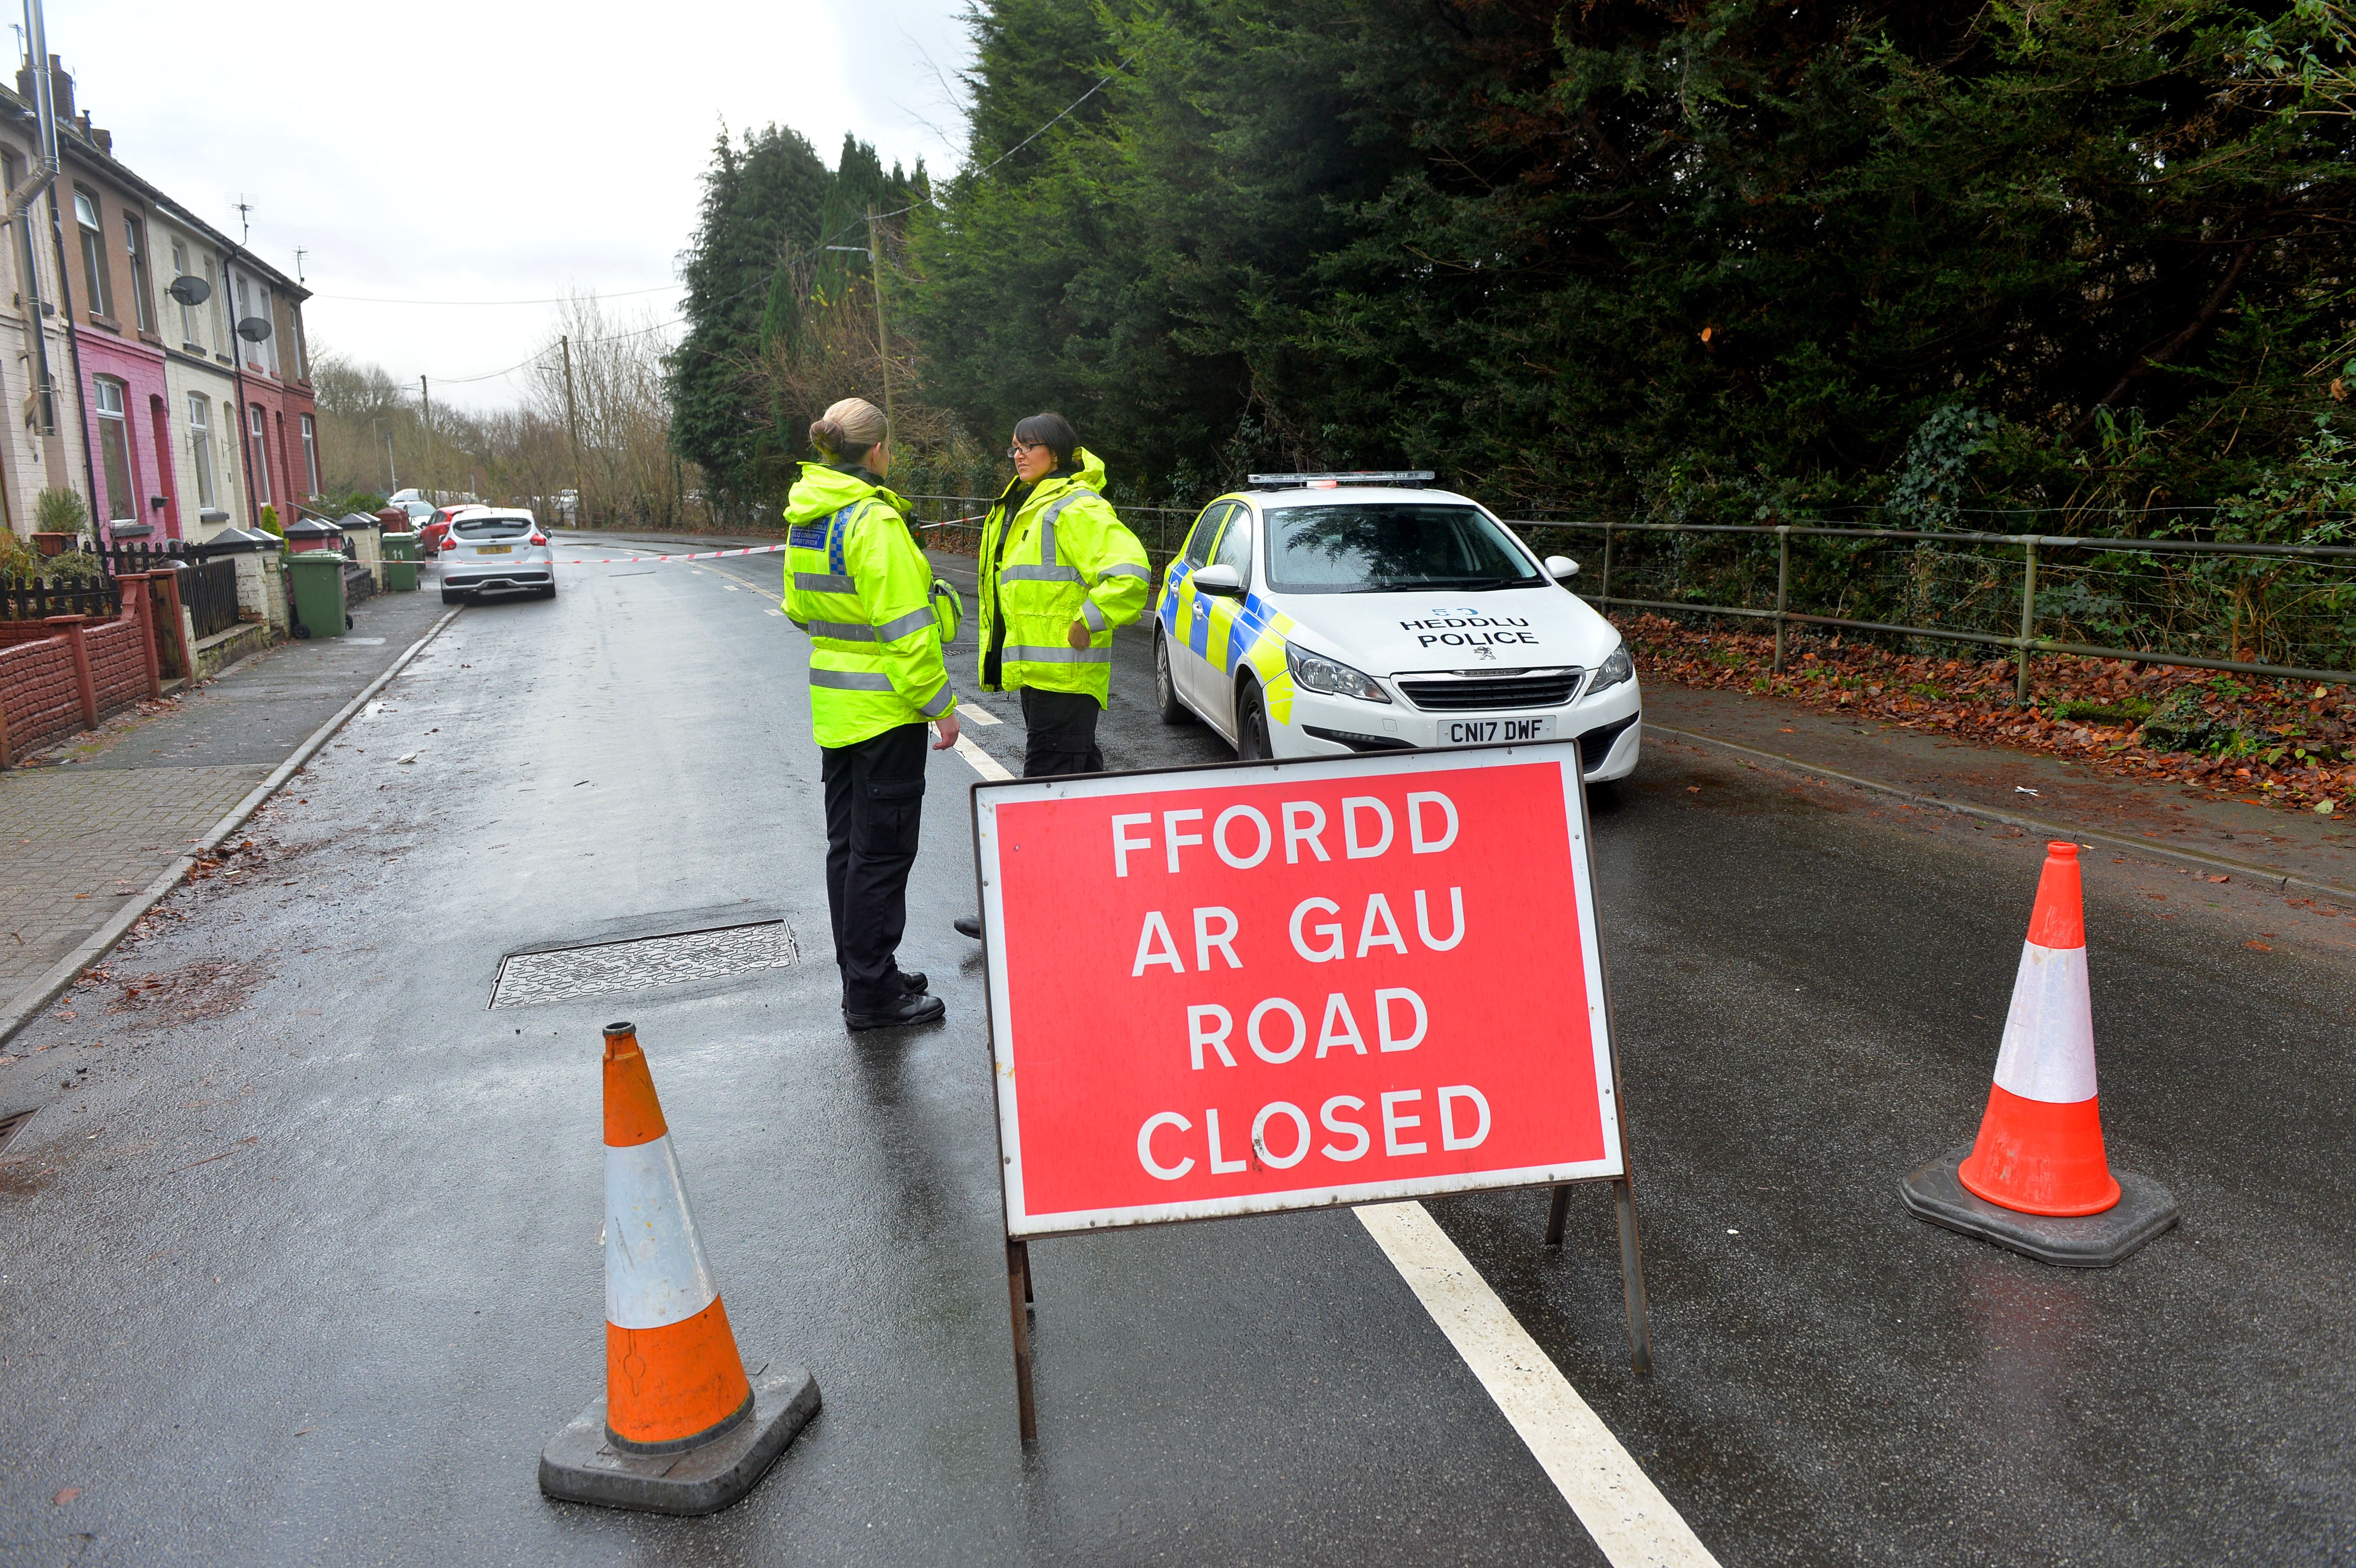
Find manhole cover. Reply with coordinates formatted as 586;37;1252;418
0;1109;33;1156
491;921;797;1009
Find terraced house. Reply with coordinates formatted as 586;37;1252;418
0;55;313;547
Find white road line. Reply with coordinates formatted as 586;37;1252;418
1356;1202;1717;1568
950;731;1013;780
960;701;1004;726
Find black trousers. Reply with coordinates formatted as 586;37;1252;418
822;722;928;1011
1020;686;1105;776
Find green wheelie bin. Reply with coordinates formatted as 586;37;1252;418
284;551;349;639
382;531;420;592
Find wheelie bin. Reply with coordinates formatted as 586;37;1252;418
284;551;349;639
382;531;419;592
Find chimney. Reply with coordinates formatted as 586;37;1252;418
91;127;110;156
47;55;72;123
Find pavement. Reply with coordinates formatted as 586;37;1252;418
0;538;2351;1564
0;587;452;1038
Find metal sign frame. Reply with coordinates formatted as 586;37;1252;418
969;741;1650;1441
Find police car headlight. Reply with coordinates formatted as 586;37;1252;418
1589;642;1635;694
1287;644;1392;704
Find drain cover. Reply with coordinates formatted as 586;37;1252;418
491;921;797;1009
0;1109;33;1156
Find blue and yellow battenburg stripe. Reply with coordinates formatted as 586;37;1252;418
1157;566;1300;726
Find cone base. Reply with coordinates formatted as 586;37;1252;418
540;1362;820;1516
1901;1145;2178;1269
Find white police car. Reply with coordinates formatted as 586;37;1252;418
1151;474;1640;779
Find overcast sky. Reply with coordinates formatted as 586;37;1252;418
54;0;976;410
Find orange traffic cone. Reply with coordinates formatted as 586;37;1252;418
1901;844;2177;1267
540;1022;819;1513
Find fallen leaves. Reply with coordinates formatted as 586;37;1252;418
1625;615;2355;817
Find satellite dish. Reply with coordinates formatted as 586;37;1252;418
166;274;211;306
236;316;272;342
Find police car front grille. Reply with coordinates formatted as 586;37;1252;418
1395;672;1580;711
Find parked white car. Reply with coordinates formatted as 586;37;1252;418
437;509;556;604
1152;476;1640;779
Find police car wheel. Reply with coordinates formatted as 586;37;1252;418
1236;681;1272;761
1153;632;1186;724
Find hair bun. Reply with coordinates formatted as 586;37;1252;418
810;416;845;453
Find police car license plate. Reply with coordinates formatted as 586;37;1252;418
477;544;513;555
1441;715;1555;745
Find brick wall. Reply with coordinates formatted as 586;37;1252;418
0;604;160;764
86;618;147;703
0;637;82;757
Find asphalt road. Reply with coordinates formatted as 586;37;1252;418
0;544;2349;1565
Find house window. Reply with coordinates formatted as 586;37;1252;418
171;239;199;346
206;257;226;350
94;377;134;524
73;188;111;319
187;392;215;508
124;213;155;331
300;414;319;496
248;403;270;505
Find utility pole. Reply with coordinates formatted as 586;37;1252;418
418;375;431;496
561;333;583;527
866;205;893;430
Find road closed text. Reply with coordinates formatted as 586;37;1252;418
979;753;1622;1229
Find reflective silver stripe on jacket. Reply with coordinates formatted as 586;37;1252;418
808;667;895;691
1003;643;1112;665
1081;599;1108;632
873;607;937;642
794;571;856;593
806;619;875;641
999;563;1085;583
916;682;955;718
1036;487;1101;568
1099;561;1151;582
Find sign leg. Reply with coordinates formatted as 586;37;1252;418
1543;1184;1571;1248
1007;1238;1038;1442
1022;1241;1034;1305
1613;1177;1653;1376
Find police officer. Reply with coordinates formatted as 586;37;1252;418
953;413;1150;939
785;397;960;1029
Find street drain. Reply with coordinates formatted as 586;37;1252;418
0;1109;33;1156
491;921;798;1009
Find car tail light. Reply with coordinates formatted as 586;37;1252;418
528;533;546;545
439;536;456;552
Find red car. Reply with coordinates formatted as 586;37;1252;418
420;504;488;558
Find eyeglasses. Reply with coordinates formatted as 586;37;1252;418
1007;441;1046;459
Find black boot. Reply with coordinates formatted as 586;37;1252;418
845;992;947;1032
953;916;982;939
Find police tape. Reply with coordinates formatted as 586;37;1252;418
550;516;982;566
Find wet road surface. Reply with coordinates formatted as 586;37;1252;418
1;546;2349;1565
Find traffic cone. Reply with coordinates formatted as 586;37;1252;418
540;1022;819;1514
1900;844;2177;1267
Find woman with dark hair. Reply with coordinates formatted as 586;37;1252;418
953;413;1151;938
785;396;960;1029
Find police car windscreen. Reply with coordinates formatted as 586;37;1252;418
453;515;531;538
1265;503;1541;593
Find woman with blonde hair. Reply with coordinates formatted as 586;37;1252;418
783;396;960;1030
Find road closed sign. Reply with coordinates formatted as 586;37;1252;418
971;743;1625;1237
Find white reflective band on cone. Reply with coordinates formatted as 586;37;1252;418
605;1136;721;1329
1990;942;2098;1104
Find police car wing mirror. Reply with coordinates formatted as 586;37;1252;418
1545;555;1580;581
1192;563;1246;597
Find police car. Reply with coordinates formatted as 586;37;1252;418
1151;473;1640;779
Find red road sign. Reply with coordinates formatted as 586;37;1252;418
972;743;1626;1238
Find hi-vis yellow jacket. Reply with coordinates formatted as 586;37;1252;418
783;462;957;749
976;448;1151;706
